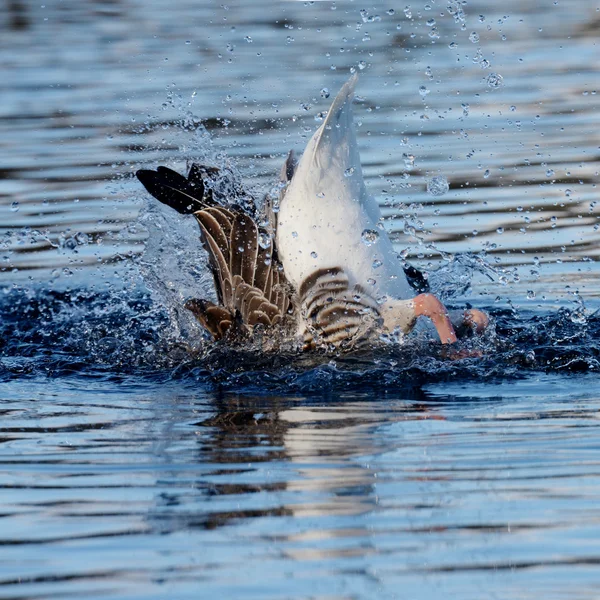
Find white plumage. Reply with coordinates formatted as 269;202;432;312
277;74;414;303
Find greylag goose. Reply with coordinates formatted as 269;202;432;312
137;75;488;351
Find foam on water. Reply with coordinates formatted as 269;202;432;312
2;274;599;391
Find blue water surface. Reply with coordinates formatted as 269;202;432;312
1;0;600;598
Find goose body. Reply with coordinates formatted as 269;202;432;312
137;76;488;350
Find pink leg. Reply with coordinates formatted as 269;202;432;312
414;293;458;345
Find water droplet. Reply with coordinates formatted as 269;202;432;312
358;60;366;70
419;85;430;97
483;169;490;178
258;232;271;249
344;167;355;177
486;72;504;89
367;278;376;286
386;8;395;15
320;87;330;99
361;229;380;245
372;259;383;269
427;18;436;26
426;175;449;196
310;251;318;259
75;232;89;245
447;0;466;23
10;202;19;212
292;231;298;238
546;169;555;178
527;290;536;299
403;154;415;169
496;227;504;234
565;188;572;197
469;31;480;43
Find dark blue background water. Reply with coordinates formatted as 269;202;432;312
1;1;600;598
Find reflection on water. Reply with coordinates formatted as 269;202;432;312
2;377;600;598
1;1;600;598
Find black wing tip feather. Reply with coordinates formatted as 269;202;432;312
136;166;205;215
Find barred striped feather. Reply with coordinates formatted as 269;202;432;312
299;268;382;350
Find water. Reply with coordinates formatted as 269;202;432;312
2;0;600;598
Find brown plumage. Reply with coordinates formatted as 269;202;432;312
137;164;293;342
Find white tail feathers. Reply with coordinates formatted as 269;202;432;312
311;73;358;160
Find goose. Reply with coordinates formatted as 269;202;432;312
137;75;488;351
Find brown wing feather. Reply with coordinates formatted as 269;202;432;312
195;211;229;261
185;299;233;339
246;293;266;316
254;245;272;293
138;162;297;341
249;310;272;327
263;268;274;303
240;287;262;321
204;207;234;240
256;299;280;322
197;222;233;307
230;214;259;286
